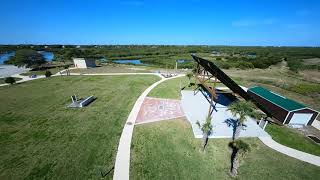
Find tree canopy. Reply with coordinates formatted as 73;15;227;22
5;49;46;68
228;101;256;124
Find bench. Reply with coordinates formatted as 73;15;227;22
79;95;96;107
68;95;96;108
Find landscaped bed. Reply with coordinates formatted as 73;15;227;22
131;119;320;179
265;123;320;156
0;75;159;179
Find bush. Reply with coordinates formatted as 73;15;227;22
45;70;52;77
288;83;320;95
5;77;16;84
287;59;301;73
219;62;231;69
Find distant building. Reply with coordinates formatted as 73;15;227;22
73;58;96;68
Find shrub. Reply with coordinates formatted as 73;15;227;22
5;77;16;84
289;83;320;95
287;59;301;73
45;70;52;77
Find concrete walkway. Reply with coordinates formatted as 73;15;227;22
259;136;320;166
0;73;45;87
113;74;184;180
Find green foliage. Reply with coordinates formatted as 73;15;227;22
288;83;320;95
287;59;301;72
45;70;52;77
4;77;16;84
0;75;159;179
229;140;251;159
1;45;320;70
5;49;46;69
132;120;320;179
186;72;193;83
228;101;256;123
196;115;213;135
266;123;320;156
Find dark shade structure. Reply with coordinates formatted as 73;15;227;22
248;86;319;125
191;55;271;116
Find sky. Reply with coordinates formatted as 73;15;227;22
1;0;320;46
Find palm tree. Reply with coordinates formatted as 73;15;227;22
196;115;213;151
227;101;255;140
228;140;251;177
186;72;193;85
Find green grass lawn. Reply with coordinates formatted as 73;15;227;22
0;77;22;84
265;123;320;156
70;64;151;74
0;75;159;179
131;119;320;180
148;76;190;99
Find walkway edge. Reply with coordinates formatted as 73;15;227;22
113;75;184;180
259;136;320;166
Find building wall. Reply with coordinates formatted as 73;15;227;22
248;90;288;123
73;58;88;68
73;58;96;68
312;120;320;130
85;59;96;68
284;108;318;125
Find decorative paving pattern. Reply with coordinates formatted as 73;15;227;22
136;97;185;124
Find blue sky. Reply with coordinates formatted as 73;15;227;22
1;0;319;46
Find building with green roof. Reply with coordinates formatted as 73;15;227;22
248;86;318;125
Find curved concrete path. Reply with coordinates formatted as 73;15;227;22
259;136;320;166
113;74;184;180
0;73;45;87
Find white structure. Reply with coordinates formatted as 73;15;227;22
73;58;96;68
312;119;320;130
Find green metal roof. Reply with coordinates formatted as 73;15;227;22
249;86;307;111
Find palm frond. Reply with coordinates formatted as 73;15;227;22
228;100;256;123
197;115;213;134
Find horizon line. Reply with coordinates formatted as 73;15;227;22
0;43;319;48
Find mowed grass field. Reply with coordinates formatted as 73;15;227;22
131;119;320;180
148;76;189;99
0;75;159;179
266;123;320;156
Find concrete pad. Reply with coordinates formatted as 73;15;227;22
136;97;185;124
181;90;270;138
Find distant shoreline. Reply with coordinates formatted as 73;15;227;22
0;65;29;77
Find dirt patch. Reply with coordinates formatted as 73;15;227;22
300;70;320;83
303;58;320;65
